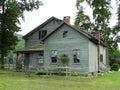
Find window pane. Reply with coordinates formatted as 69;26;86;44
51;57;57;63
39;30;47;40
63;31;68;38
39;31;42;39
38;53;44;64
100;54;103;62
51;50;57;57
42;30;47;38
73;50;80;63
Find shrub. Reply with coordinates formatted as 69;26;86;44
58;54;69;64
35;68;48;75
110;63;119;71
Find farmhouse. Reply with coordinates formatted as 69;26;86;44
17;16;107;73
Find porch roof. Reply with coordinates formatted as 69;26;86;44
16;44;44;52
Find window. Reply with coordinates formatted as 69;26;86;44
39;30;47;39
37;53;44;64
63;31;68;38
100;54;103;62
73;49;80;63
51;50;57;63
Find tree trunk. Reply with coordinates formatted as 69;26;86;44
0;52;5;69
0;0;5;69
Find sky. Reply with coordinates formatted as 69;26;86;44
18;0;77;35
18;0;118;36
18;0;120;49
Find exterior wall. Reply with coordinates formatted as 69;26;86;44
23;17;107;73
88;41;107;72
24;51;44;68
29;53;38;67
25;20;60;47
88;41;98;72
44;24;89;72
100;45;107;71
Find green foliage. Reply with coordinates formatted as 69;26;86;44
0;0;42;68
34;67;48;75
58;54;69;64
74;6;93;31
110;63;120;71
113;4;120;42
76;0;85;9
109;49;120;66
75;0;119;56
69;70;88;77
5;34;25;63
15;34;25;49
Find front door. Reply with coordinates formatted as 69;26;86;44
24;53;30;67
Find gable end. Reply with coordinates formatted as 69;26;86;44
23;16;61;39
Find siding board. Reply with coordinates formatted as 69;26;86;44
25;20;60;47
44;24;89;72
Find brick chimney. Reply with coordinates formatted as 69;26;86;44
63;16;70;24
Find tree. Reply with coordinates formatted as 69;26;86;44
113;3;120;43
0;0;43;69
74;6;93;31
75;0;112;46
75;0;120;65
5;34;25;64
109;49;120;66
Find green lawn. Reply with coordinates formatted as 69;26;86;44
0;71;120;90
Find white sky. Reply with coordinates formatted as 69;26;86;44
18;0;77;35
17;0;120;49
18;0;118;36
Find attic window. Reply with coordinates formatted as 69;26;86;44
39;30;47;40
63;31;68;38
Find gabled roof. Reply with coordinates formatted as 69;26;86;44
23;16;61;39
42;22;106;46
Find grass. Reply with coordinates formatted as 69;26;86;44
0;70;120;90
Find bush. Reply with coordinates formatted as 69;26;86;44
58;54;69;64
110;63;119;71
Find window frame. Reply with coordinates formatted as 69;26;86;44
100;54;103;62
73;49;80;63
37;53;44;64
63;31;68;38
39;30;47;40
51;50;58;63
